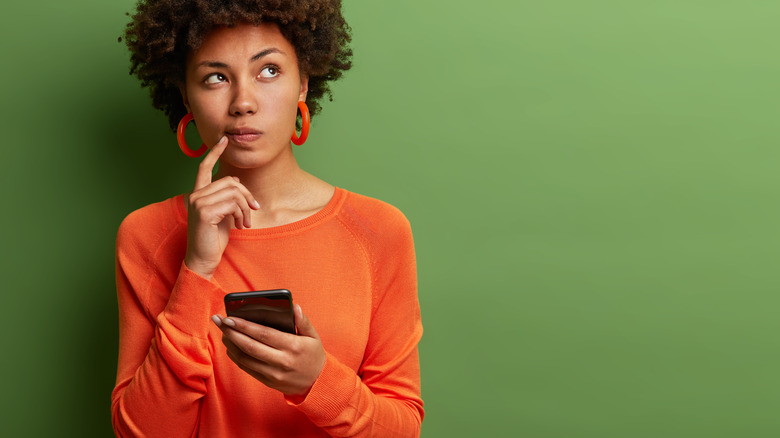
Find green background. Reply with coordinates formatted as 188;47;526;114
2;1;779;436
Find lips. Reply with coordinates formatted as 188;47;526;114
226;127;262;144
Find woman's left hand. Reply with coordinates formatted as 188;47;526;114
211;305;326;397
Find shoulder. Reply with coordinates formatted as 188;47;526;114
338;190;411;232
116;195;187;260
335;190;414;252
335;191;418;307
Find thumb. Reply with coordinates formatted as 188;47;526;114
294;304;320;339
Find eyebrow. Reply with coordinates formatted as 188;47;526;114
196;48;285;69
251;48;284;62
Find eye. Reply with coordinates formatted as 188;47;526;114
259;66;279;79
204;73;227;84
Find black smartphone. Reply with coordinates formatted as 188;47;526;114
224;289;296;334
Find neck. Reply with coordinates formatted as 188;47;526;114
210;144;335;228
215;153;310;210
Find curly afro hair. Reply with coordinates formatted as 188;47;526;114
122;0;352;131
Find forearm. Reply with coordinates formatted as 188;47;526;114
111;320;210;437
292;208;425;437
290;351;423;438
112;263;223;437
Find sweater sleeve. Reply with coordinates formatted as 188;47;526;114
111;214;224;437
289;208;424;437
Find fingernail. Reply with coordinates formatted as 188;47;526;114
211;315;222;326
223;317;236;327
253;200;260;209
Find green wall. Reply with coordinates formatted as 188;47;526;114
2;1;779;436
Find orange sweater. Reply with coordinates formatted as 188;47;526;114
112;188;423;437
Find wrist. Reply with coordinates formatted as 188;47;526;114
183;256;216;280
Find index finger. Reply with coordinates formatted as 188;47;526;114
222;317;291;349
194;136;228;190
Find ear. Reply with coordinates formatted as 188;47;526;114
298;74;309;102
178;83;191;113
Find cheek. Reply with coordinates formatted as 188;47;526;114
191;109;222;145
265;91;301;133
187;94;224;142
267;87;299;113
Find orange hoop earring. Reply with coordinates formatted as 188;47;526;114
291;101;310;146
177;113;208;158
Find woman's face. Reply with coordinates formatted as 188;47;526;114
182;23;307;169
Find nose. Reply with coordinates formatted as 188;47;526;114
229;80;258;116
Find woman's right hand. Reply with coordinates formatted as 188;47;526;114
184;136;260;280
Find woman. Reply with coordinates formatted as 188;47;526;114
112;1;423;436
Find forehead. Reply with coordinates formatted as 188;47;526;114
188;22;296;65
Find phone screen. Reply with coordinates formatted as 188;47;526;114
224;289;296;334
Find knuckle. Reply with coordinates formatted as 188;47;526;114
253;325;269;341
245;343;260;358
280;357;294;373
268;368;285;383
289;338;303;354
287;342;299;355
200;204;218;217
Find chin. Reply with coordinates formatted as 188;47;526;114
221;145;288;170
